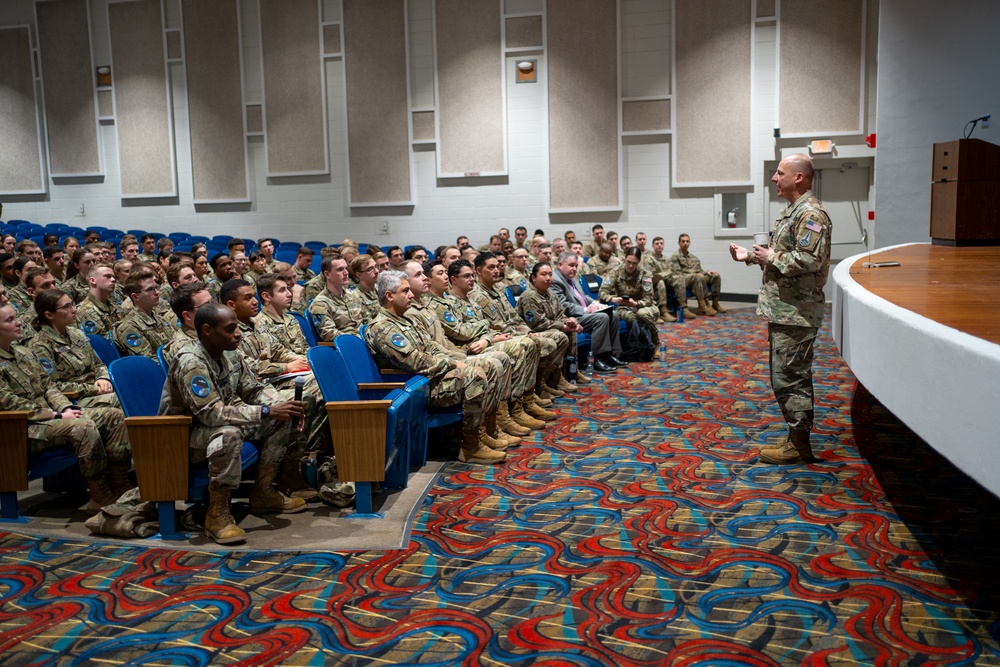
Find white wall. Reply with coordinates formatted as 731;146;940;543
874;0;1000;248
1;0;878;296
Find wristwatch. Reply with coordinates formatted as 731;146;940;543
260;405;270;418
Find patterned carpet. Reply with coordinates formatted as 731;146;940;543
2;307;1000;666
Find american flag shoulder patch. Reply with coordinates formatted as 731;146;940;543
805;221;823;233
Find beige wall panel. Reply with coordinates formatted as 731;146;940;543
323;23;341;54
343;0;412;204
0;27;45;194
412;110;435;142
36;0;101;177
183;0;248;202
548;0;619;210
623;99;670;132
779;0;864;135
674;0;751;185
505;15;541;49
260;0;327;175
108;0;176;197
436;0;505;176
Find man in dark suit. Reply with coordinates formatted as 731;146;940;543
551;251;625;373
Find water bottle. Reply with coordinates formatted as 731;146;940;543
659;342;667;362
301;454;318;489
677;307;684;323
565;355;578;381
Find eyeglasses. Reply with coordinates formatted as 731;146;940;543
55;302;76;312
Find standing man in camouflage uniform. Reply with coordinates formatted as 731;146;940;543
112;273;179;359
641;236;679;323
365;271;506;464
669;234;725;316
76;264;124;337
254;274;311;356
159;302;307;545
730;153;831;465
310;254;364;341
0;305;132;511
599;247;660;346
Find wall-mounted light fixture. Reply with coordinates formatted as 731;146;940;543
96;66;112;87
516;59;537;84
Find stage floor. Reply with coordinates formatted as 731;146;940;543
848;244;1000;345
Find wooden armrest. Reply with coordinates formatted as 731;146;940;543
380;368;411;375
0;411;31;491
318;341;335;347
62;391;80;400
358;382;406;391
324;400;391;482
124;415;192;501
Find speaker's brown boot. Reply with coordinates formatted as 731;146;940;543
711;295;727;313
697;297;717;316
758;430;816;465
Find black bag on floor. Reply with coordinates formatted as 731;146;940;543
620;320;656;362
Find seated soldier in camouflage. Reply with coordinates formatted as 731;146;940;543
111;272;180;359
641;236;681;323
253;274;311;356
349;254;380;321
29;289;121;411
402;260;525;446
586;242;623;279
159;302;307;545
448;258;560;421
470;253;572;404
598;247;660;346
0;304;133;512
112;259;132;307
7;257;36;316
160;282;213;368
63;249;96;304
517;262;590;386
221;279;337;503
75;264;124;337
18;268;58;343
310;254;364;342
365;270;505;465
669;233;725;317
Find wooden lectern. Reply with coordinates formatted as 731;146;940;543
930;138;1000;246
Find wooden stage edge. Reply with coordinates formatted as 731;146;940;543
848;244;1000;346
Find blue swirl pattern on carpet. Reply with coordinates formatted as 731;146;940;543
2;308;999;665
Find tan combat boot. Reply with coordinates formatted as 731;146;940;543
483;412;511;450
550;369;577;393
458;426;506;464
697;297;717;316
575;370;592;385
677;291;698;319
711;295;727;313
497;401;531;437
524;392;557;421
511;398;546;429
249;464;308;514
276;456;320;501
107;463;135;499
205;482;246;544
659;306;677;323
85;477;118;514
758;430;816;465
